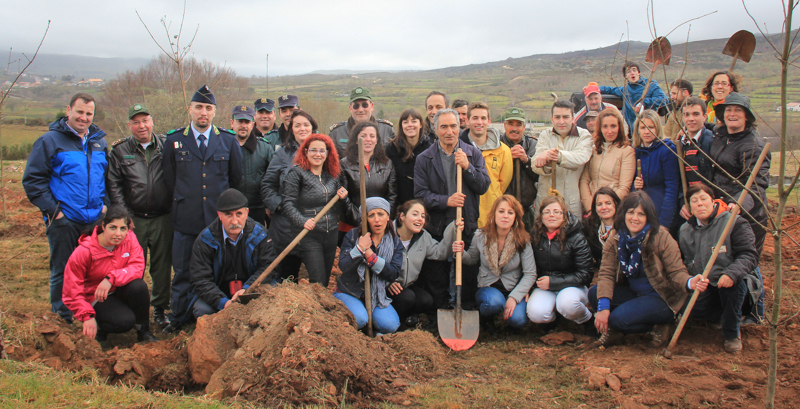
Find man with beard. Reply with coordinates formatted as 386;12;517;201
664;79;693;140
452;99;469;130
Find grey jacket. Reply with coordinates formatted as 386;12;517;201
396;221;457;287
461;229;537;302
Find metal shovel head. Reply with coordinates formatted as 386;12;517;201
437;308;480;351
645;36;672;65
236;292;260;305
723;30;756;63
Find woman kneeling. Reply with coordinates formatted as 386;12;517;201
453;195;536;330
63;206;157;346
337;197;404;334
590;191;708;346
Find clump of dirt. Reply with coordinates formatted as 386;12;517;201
188;282;448;407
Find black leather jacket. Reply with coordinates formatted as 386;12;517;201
107;134;171;218
532;212;594;291
338;156;397;224
281;166;351;236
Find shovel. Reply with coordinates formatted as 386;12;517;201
358;136;374;337
439;152;479;351
237;195;341;304
675;143;689;210
636;36;672;109
514;159;521;202
723;30;756;71
663;143;770;358
547;160;561;197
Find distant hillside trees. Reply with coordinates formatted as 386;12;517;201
98;55;252;140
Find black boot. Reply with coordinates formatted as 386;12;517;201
137;324;159;343
95;329;109;349
152;306;170;328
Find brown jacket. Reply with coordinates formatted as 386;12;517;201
597;226;691;313
663;109;684;141
579;143;636;212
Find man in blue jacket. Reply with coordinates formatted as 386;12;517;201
600;62;668;134
161;85;243;332
23;93;108;323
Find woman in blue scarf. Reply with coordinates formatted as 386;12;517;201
588;191;708;347
337;197;404;334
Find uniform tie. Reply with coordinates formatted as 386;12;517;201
198;134;207;157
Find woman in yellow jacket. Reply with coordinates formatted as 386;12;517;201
579;109;636;214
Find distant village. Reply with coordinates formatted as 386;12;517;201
2;72;103;89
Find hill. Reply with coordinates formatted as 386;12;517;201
1;50;150;79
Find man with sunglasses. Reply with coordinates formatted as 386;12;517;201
329;87;395;156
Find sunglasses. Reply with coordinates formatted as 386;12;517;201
351;101;370;109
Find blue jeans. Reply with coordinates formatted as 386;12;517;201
334;292;400;334
690;279;747;340
475;287;529;329
589;284;675;334
47;216;96;321
168;231;198;326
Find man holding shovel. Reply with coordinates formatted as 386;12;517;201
500;107;538;224
188;189;276;318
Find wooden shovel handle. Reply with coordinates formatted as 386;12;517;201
359;136;373;337
455;149;463;286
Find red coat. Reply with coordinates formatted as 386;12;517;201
62;227;145;322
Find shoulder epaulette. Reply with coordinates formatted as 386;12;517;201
216;126;235;135
111;136;131;148
377;118;394;127
166;127;185;135
329;121;346;132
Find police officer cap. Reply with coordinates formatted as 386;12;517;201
217;189;248;212
254;98;275;112
278;95;299;108
349;87;372;103
232;105;255;121
128;103;151;120
504;107;526;122
191;85;216;105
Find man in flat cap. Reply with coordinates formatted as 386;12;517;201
251;98;280;149
107;104;173;328
500;107;538;223
277;95;300;146
329;87;395;156
231;105;273;226
161;85;243;332
188;188;276;318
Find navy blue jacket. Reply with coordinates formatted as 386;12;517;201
677;127;714;188
162;124;243;235
23;118;108;224
413;140;491;237
634;138;680;227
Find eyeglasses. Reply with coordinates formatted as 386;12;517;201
713;81;730;87
351;101;370;109
542;210;563;216
308;148;328;155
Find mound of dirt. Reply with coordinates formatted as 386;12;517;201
188;282;448;407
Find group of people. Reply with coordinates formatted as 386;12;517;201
22;64;768;353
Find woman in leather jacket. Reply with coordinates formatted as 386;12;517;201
281;134;349;286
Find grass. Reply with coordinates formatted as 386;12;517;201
0;124;48;146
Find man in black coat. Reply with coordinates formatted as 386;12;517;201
107;104;173;328
161;85;243;332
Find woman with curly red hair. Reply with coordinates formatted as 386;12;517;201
281;134;351;285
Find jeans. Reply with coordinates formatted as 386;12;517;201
47;216;96;321
527;286;592;325
334;292;400;334
296;228;338;286
192;297;218;319
689;279;747;340
389;284;433;322
94;279;150;333
588;284;675;334
475;287;529;329
168;231;198;325
132;214;173;309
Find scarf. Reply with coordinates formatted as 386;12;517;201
358;232;396;309
598;224;612;246
485;231;517;277
618;224;651;278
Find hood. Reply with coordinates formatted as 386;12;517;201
49;118;106;140
687;200;729;228
77;226;122;258
459;127;501;151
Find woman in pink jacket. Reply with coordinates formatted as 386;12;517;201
63;206;157;346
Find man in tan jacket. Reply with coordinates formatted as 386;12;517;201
663;79;693;140
532;100;593;215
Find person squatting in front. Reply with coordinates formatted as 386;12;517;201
452;195;536;331
62;206;158;347
188;189;276;318
336;197;404;334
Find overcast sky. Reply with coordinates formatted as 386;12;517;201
0;0;788;76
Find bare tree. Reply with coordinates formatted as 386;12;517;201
0;20;50;225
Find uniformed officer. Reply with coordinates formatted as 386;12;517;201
277;94;300;145
329;87;395;156
231;105;273;226
251;98;280;149
161;85;243;332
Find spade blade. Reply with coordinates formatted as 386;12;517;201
723;30;756;63
646;36;672;65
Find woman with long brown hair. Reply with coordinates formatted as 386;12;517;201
579;108;636;213
452;195;536;330
526;195;594;331
386;108;432;205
